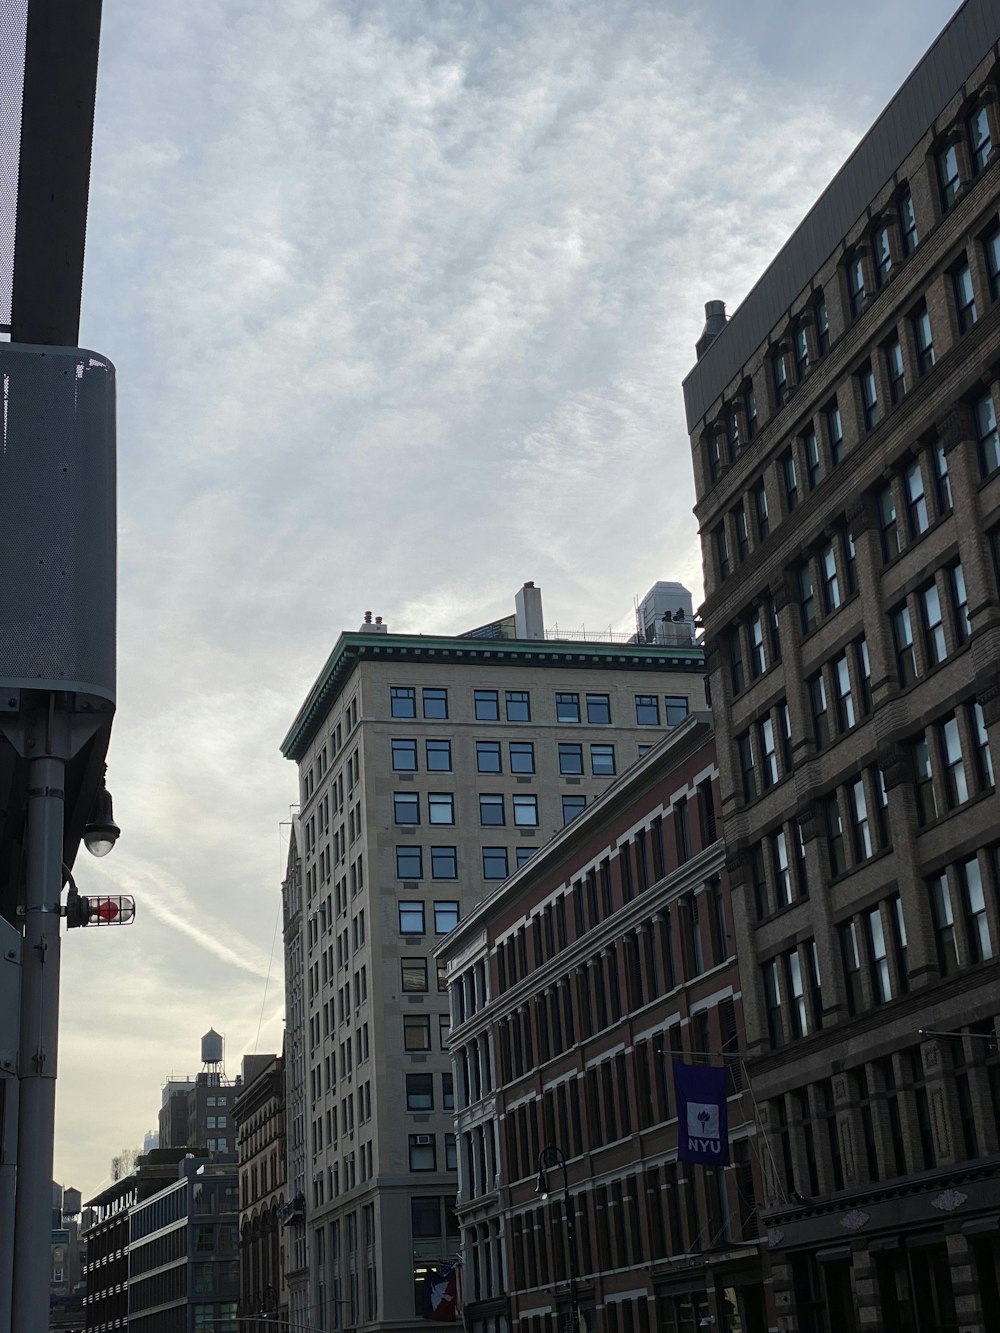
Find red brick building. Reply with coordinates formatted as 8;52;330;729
438;714;769;1333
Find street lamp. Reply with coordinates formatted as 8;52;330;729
536;1145;581;1333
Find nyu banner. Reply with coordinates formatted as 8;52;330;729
673;1061;730;1166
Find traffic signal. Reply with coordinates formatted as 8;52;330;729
64;887;135;928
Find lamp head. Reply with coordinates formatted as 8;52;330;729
535;1167;549;1199
84;782;120;857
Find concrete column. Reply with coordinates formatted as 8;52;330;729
851;1243;883;1331
948;1230;987;1333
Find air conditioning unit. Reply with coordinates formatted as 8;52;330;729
414;1135;433;1146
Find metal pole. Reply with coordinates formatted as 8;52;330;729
11;753;65;1332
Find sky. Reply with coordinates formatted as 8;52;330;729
51;0;963;1199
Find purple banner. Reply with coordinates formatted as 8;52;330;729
673;1060;729;1166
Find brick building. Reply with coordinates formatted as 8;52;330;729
438;715;770;1333
684;2;1000;1329
232;1052;288;1325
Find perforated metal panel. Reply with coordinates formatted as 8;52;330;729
0;342;115;700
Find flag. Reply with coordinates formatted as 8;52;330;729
422;1261;459;1322
673;1060;729;1166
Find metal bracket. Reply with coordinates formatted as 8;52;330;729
0;919;21;1074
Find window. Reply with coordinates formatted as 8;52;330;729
737;732;756;802
931;874;959;975
401;958;428;992
509;741;535;773
512;795;538;827
857;638;872;714
476;740;501;773
391;687;416;718
913;733;937;825
562;795;586;825
794;324;809;377
396;847;423;880
635;694;660;726
847;252;866;317
586;693;611;724
394;792;420;825
798;561;816;632
479;794;505;826
728;628;746;694
904;460;928;537
474;690;499;721
422;792;452;826
399;902;425;934
482;847;508;880
425;739;452;771
745;386;758;439
868;908;891;1003
752;480;769;540
505;690;530;722
445;1133;457;1171
827;402;845;465
954;261;978;333
763;960;784;1048
842;921;863;1014
591;743;616;775
707;430;723;482
392;739;418;771
960;858;992;962
934;441;952;514
820;543;841;612
431;848;458;880
726;409;740;460
920;583;946;666
558;743;584;775
442;1071;455;1110
976;393;1000;478
879;484;900;561
555;692;580;723
773;346;789;407
833;654;855;730
803;428;822;489
842;529;857;595
772;830;792;907
664;697;689;727
893;605;917;686
714;523;731;580
969;105;993;174
786;950;809;1037
733;501;749;561
987;225;1000;301
873;222;892;287
515;847;535;868
781;449;798;512
759;717;778;788
860;363;879;430
972;702;994;789
850;779;873;861
941;715;969;807
825;795;846;876
403;1016;431;1051
810;673;830;748
899;190;918;255
406;1073;433;1110
913;304;935;373
815;297;830;354
434;900;460;933
937;141;961;211
422;688;448;719
885;338;906;404
749;611;765;678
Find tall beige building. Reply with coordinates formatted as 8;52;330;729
685;2;1000;1327
279;583;705;1331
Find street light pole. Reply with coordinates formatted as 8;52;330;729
536;1144;581;1333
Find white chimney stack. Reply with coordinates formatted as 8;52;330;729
514;581;544;640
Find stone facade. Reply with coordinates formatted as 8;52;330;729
685;4;1000;1329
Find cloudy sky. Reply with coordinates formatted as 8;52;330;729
52;0;961;1198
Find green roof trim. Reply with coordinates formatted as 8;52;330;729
280;631;705;762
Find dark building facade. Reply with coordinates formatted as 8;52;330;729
685;3;1000;1329
439;717;770;1333
232;1052;289;1326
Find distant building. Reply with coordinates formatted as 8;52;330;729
438;715;769;1333
158;1029;239;1157
280;582;706;1330
232;1051;288;1325
82;1148;192;1332
50;1183;86;1332
685;0;1000;1327
126;1156;239;1333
